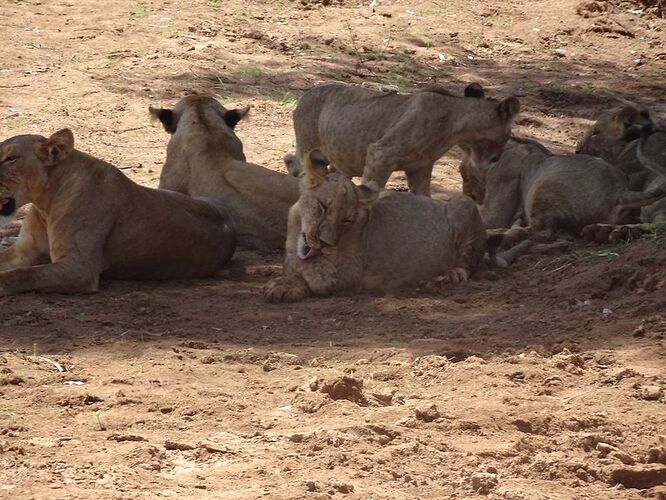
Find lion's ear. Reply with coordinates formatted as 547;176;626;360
498;97;520;122
36;128;74;165
149;106;178;133
356;181;379;207
223;106;250;129
464;83;484;98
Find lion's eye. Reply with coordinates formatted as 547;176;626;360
318;201;327;214
2;156;18;164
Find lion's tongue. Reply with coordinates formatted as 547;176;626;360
301;246;322;260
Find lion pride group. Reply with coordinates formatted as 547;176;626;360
0;82;663;301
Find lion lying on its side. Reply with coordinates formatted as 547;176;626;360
575;104;652;190
0;129;235;295
263;155;494;303
461;136;666;240
150;95;299;251
577;107;666;224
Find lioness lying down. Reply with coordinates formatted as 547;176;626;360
464;136;666;239
286;82;520;196
263;156;492;303
576;105;652;190
577;107;666;227
0;130;235;295
150;95;299;251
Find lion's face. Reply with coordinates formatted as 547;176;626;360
0;130;74;224
297;173;358;260
576;105;652;159
295;162;377;260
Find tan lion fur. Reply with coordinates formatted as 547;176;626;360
0;130;235;295
151;95;299;251
263;155;488;302
576;105;653;190
466;136;666;239
286;82;520;196
577;107;666;224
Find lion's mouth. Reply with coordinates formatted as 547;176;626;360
297;234;323;261
0;197;16;217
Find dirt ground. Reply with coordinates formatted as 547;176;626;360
1;0;666;498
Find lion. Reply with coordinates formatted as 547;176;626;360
150;95;299;251
576;109;666;236
0;129;236;295
463;136;666;240
575;104;653;190
285;82;520;196
263;154;499;303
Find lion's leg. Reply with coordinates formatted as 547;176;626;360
405;166;433;197
361;142;397;190
0;209;50;273
263;274;312;303
0;257;102;296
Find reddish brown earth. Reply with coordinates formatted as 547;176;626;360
0;0;665;499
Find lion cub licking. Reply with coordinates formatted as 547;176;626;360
263;154;489;302
0;129;235;295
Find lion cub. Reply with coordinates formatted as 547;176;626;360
576;105;652;190
577;107;666;227
464;136;666;240
0;129;235;295
150;95;299;251
263;155;488;302
286;82;520;196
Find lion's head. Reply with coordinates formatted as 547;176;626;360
456;83;521;173
0;129;74;223
295;154;378;260
576;105;652;160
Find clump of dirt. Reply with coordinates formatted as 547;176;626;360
313;375;367;405
577;0;664;18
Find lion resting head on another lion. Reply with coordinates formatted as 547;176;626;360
0;129;235;296
263;154;492;302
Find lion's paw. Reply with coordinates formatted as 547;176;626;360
581;223;614;243
446;267;469;284
609;225;647;243
263;277;308;303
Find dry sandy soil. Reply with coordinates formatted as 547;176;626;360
1;0;666;498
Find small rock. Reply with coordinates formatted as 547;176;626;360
609;450;636;465
164;440;195;451
641;386;663;401
289;433;306;443
319;376;366;404
107;433;148;442
329;480;354;494
471;472;498;494
647;436;666;465
200;355;216;364
304;480;319;491
611;464;666;489
414;404;440;423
